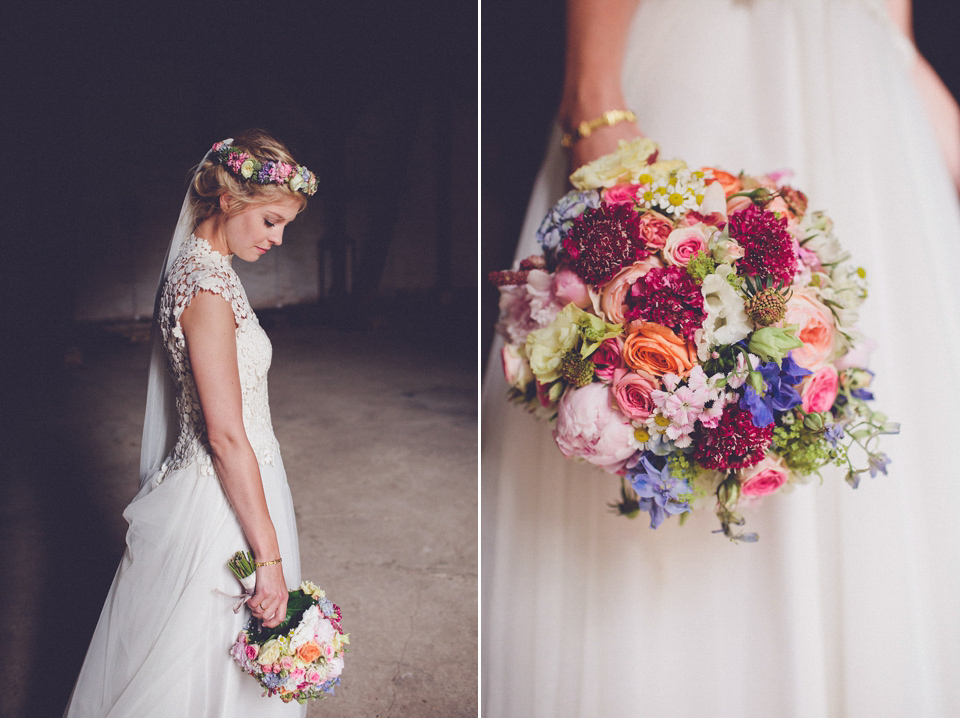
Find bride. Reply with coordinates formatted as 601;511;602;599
482;1;960;716
65;130;316;717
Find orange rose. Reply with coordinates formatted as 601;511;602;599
622;322;697;377
783;290;837;371
702;168;742;197
297;641;322;663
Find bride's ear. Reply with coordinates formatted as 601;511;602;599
219;193;233;215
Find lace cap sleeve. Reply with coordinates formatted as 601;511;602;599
162;235;250;342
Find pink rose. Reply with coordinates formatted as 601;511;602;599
739;455;789;497
599;257;663;324
553;383;639;473
784;289;837;371
245;644;259;661
279;656;294;671
602;183;641;205
726;195;753;215
553;268;592;308
611;367;659;421
306;669;324;684
636;211;674;250
501;345;533;390
591;337;625;382
662;224;710;267
322;643;335;660
801;365;839;414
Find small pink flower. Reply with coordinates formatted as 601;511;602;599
280;656;294;671
636;211;674;250
245;644;259;661
611;367;659;421
662;225;710;267
553;268;592;308
591;337;625;383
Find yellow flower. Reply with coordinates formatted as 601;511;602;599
257;639;283;666
240;159;255;178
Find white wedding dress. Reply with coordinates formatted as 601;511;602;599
65;235;306;717
482;1;960;716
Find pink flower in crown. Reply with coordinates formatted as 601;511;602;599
276;162;294;180
227;152;249;173
212;141;225;152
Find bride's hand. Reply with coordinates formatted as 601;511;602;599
247;563;289;629
566;119;645;175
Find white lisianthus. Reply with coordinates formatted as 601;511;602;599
801;210;848;266
525;304;582;382
290;605;321;650
240;159;255;178
696;264;752;360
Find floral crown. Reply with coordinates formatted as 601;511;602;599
210;140;318;197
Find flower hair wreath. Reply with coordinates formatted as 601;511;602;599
211;140;318;197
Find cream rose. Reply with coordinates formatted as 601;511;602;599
257;639;282;666
240;159;255;178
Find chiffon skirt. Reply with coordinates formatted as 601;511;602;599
482;1;960;716
64;451;305;718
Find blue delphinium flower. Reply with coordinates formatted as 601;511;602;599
740;353;811;427
824;424;844;446
262;672;284;689
626;453;692;529
536;189;601;252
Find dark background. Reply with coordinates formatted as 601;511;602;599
480;0;960;366
6;0;477;418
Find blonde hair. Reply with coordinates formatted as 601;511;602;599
190;129;308;226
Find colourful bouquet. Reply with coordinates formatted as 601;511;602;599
490;138;897;541
227;552;349;702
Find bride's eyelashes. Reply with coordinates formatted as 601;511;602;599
264;219;275;228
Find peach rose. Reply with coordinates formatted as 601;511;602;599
602;183;641;206
739;455;789;497
703;168;742;197
636;211;674;250
726;195;753;215
783;290;837;371
662;224;710;267
801;365;840;414
297;641;322;664
599;257;663;324
611;367;660;421
622;322;697;377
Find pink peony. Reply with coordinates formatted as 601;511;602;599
611;367;659;421
784;289;837;371
662;224;710;267
591;337;625;382
599;257;663;324
801;365;840;414
739;455;789;497
553;268;592;308
553;383;639;473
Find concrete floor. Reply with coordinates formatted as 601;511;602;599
3;309;477;717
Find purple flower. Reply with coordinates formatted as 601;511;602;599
626;453;692;529
868;452;891;478
536;189;600;252
824;424;844;446
739;354;810;427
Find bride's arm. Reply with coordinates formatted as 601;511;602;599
559;0;644;171
887;0;960;192
181;290;288;629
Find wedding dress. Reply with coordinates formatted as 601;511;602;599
64;234;305;717
482;1;960;716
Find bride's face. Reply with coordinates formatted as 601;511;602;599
222;196;302;262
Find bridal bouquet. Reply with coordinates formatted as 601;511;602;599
227;552;349;703
490;138;896;541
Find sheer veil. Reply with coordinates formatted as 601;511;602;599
138;140;231;487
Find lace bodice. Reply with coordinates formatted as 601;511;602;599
155;234;279;481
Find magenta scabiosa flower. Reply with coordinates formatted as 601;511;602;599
727;204;796;283
560;204;648;285
624;265;705;342
693;404;773;470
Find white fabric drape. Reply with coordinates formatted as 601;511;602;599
482;2;960;716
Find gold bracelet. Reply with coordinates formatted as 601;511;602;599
560;109;637;148
255;558;282;568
